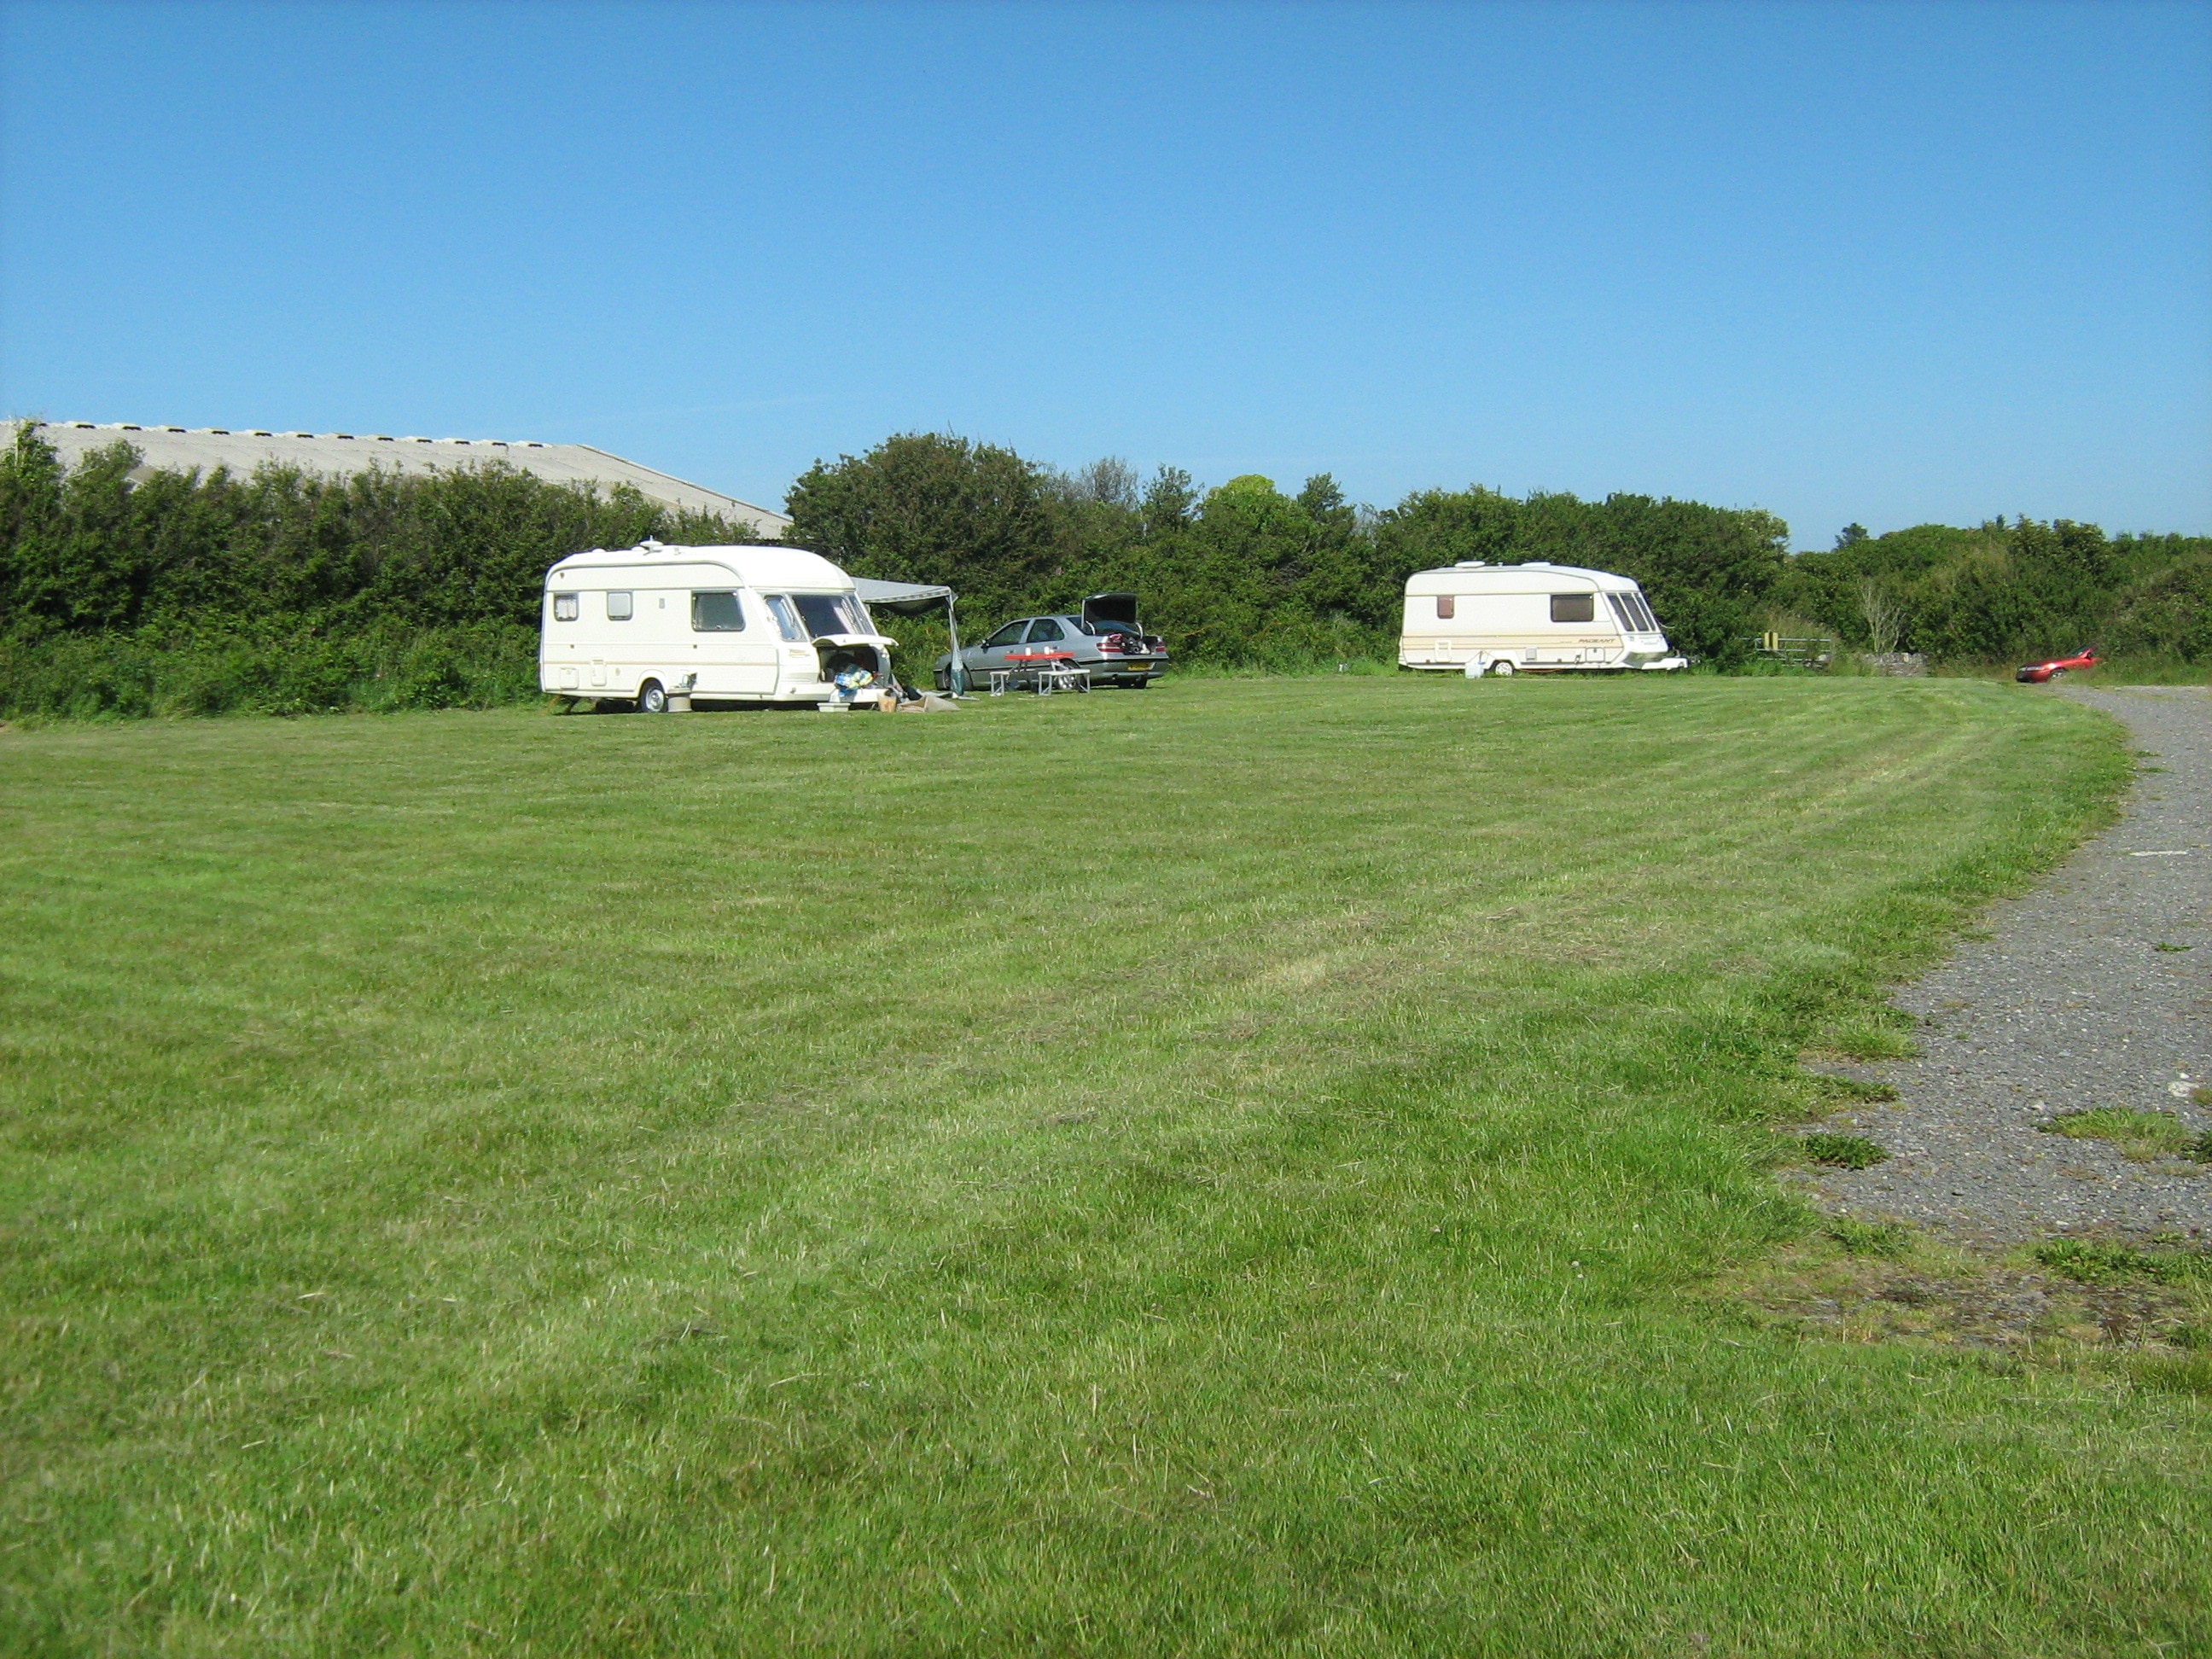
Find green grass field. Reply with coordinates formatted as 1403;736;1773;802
3;677;2203;1655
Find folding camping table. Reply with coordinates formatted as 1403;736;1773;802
993;651;1089;696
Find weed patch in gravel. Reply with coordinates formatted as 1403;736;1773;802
1825;1218;1912;1257
1732;1229;2208;1357
2040;1107;2209;1161
2034;1237;2212;1286
1800;1132;1890;1169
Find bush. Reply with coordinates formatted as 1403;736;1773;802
0;624;541;720
2106;555;2212;662
9;418;2209;716
0;424;739;720
1775;518;2212;668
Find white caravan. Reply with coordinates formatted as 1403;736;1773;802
540;541;901;710
1399;561;1687;677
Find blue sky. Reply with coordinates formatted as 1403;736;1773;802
3;1;2207;545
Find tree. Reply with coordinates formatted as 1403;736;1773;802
1056;457;1141;509
1857;577;1906;656
783;433;1061;622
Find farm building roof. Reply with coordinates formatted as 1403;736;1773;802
15;420;792;536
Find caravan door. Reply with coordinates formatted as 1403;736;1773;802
687;587;778;696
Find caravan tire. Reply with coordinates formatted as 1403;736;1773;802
1490;660;1516;678
637;680;668;714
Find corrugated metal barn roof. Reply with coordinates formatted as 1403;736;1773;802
15;421;791;536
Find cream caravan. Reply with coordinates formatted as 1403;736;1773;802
540;542;901;710
1399;561;1688;676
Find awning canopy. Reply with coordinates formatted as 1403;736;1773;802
851;575;970;691
854;577;957;614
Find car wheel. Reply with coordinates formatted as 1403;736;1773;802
1128;676;1150;689
2047;669;2066;681
934;669;951;692
637;679;668;713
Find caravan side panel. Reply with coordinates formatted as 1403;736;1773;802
1398;580;1625;671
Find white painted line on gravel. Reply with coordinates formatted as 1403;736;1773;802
2131;849;2192;857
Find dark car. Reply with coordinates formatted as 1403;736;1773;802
2016;647;2099;684
934;593;1168;690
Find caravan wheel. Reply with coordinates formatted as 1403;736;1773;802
637;679;668;714
1490;660;1516;677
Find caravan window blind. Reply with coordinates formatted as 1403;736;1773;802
1550;593;1596;624
691;591;745;632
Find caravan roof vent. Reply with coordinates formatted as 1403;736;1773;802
1454;561;1488;568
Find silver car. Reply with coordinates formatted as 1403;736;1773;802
934;593;1168;690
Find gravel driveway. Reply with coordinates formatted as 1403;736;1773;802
1801;685;2210;1247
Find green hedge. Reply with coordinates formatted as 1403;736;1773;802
4;422;2203;720
786;437;1795;669
0;426;752;719
1773;521;2212;663
0;624;539;720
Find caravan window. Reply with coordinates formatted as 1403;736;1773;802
762;594;808;642
691;591;746;632
793;592;871;638
551;593;579;622
1435;595;1456;620
1606;593;1638;632
606;591;634;621
1550;593;1596;624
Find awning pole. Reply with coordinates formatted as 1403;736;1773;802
946;596;967;694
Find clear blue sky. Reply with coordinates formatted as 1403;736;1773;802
3;1;2207;546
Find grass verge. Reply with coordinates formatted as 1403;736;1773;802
5;675;2199;1655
